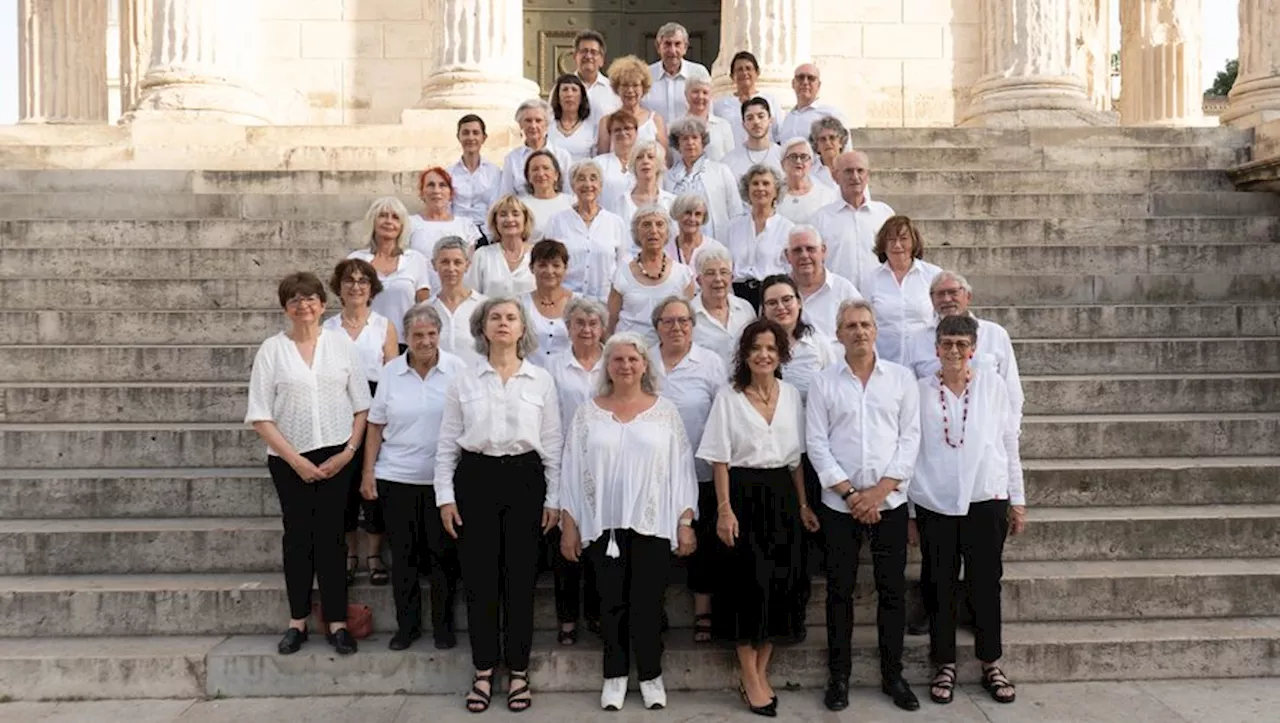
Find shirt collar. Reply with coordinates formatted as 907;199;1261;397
578;72;610;90
661;59;689;80
478;359;538;379
563;348;604;373
837;353;887;380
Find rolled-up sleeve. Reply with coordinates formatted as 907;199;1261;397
244;343;276;425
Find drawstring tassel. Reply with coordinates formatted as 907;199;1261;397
606;529;620;558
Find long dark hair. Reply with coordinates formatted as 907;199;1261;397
551;74;592;123
760;274;814;341
731;318;791;391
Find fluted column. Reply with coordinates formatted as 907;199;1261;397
1070;0;1113;112
960;0;1108;127
18;0;109;123
413;0;540;112
123;0;272;124
118;0;153;114
1119;0;1203;125
1222;0;1280;128
710;0;812;102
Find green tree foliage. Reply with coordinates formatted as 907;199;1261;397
1209;58;1238;96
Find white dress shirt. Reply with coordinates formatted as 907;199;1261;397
550;121;598;163
781;330;836;403
646;59;710;123
245;328;373;455
811;198;894;283
651;344;727;481
713;92;782;147
860;260;943;365
346;249;432;338
577;72;622;128
697;113;736;161
911;371;1026;516
448;158;502;229
611;262;695;345
664;157;743;240
433;359;563;507
777;102;846;144
322;311;390;383
544;206;629;301
697;382;805;471
904;316;1024;424
521;293;574;367
498;143;575;198
724;213;795;281
467;243;536;298
367;351;468;484
690;294;756;362
804;357;921;513
560;397;699;550
547;349;605;431
429;290;486;368
517;193;576;240
722;144;784;184
409;215;485;293
800;271;864;339
777;183;839;225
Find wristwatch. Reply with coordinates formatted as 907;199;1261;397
840;488;856;500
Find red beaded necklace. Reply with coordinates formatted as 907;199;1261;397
938;371;971;448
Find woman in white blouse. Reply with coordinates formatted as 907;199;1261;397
245;272;372;658
517;150;575;240
810;116;849;189
697;318;818;715
359;303;469;652
725;166;795;311
545;160;628;301
777;138;838;225
594;110;639;203
650;296;727;645
521;239;575;368
609;140;675;230
324;259;398;588
469;195;536;298
435;296;562;714
450;114;501;234
760;274;836;403
683;69;735;162
666;193;729;271
861;216;942;365
607;205;695;344
690;247;755;362
347;197;432;339
409;166;485;293
429;236;486;368
549;74;598;162
664;117;743;241
909;314;1026;707
560;332;698;712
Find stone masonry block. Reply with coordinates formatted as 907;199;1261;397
863;24;945;59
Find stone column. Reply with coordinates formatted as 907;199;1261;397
709;0;813;104
1222;0;1280;128
1118;0;1204;125
1070;0;1114;112
118;0;153;114
17;0;109;123
123;0;272;124
411;0;540;113
959;0;1108;127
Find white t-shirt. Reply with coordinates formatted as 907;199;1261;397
521;292;574;367
467;244;536;298
550;120;598;163
777;183;839;226
367;351;469;484
408;215;484;296
429;290;486;368
517;193;576;240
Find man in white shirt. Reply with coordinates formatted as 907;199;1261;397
721;97;784;181
805;299;921;713
645;22;710;124
497;99;575;198
777;63;847;143
785;225;863;339
812;150;894;283
570;30;621;128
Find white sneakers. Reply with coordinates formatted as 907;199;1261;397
640;675;667;710
601;676;627;710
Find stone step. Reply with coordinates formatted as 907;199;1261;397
1020;374;1280;414
3;559;1277;639
976;304;1280;339
1014;337;1280;374
846;126;1255;149
1028;457;1280;507
863;145;1252;171
3;617;1279;699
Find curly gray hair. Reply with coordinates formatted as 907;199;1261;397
630;203;671;246
596;332;660;396
470;296;539;360
650;295;696;330
808;115;849;155
668;116;711;152
738;163;784;206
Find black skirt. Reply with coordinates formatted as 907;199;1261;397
713;466;805;645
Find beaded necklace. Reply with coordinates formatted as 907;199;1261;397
939;371;971;448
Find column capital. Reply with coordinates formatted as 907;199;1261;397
1119;0;1206;126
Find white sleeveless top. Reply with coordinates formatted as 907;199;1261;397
521;292;575;368
550;120;598;163
323;311;390;383
611;260;695;346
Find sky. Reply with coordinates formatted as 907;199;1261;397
0;0;1244;124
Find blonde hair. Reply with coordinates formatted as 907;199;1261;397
362;196;413;255
486;194;536;242
607;55;652;95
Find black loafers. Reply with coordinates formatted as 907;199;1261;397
388;628;421;651
327;627;358;655
277;627;308;655
823;677;850;711
883;677;921;711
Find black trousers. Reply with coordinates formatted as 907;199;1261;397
820;504;908;682
268;444;353;622
916;500;1009;664
455;450;547;671
733;279;762;312
380;480;459;637
544;527;600;624
686;480;721;594
588;529;670;681
345;381;385;535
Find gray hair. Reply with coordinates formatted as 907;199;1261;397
781;136;815;160
651;294;696;330
836;298;877;331
669;192;708;221
568;158;604;186
402;301;443;333
470;296;539;360
808;115;850;155
515;98;553;122
738;163;784;205
655;22;689;42
630;203;671;246
695;245;733;274
668;116;711;151
787;224;822;248
362;196;413;255
930;269;973;295
564;296;608;325
432;235;473;261
684;68;713;94
597;332;660;396
629;140;667;176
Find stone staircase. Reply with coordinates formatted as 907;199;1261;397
1;127;1279;700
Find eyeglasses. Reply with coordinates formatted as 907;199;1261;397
794;73;819;82
701;269;732;279
931;288;965;298
789;244;821;256
341;278;372;287
784;153;813;164
658;317;693;328
285;294;321;308
938;340;973;351
762;294;798;309
577;48;602;57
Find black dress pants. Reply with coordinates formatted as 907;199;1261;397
454;450;547;671
820;504;908;682
380;480;459;638
686;480;722;595
268;444;353;623
916;500;1009;664
588;529;670;681
544;527;600;624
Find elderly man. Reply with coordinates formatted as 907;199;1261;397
496;99;575;197
812;150;894;283
785;225;862;339
645;22;710;124
722;97;783;181
806;299;921;713
777;63;846;143
569;30;621;128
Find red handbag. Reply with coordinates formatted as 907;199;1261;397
311;602;374;639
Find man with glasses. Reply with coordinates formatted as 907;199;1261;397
645;23;709;124
785;226;863;339
778;64;846;144
722;97;783;181
568;30;621;128
812;150;893;283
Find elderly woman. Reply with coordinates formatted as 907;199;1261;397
911;314;1027;707
449;114;502;234
469;194;537;298
650;296;727;645
324;259;398;587
561;331;698;711
664;117;743;242
498;98;574;198
810;116;850;189
516;149;575;240
684;69;734;161
608;140;676;230
410;166;485;292
777;138;839;225
713;51;781;147
429;236;487;368
666;193;729;271
545;160;629;301
436;296;562;714
698;318;817;715
246;272;372;657
690;247;755;362
360;303;469;651
861;216;942;365
597;55;667;153
348;197;433;339
724;165;795;311
594;110;640;203
550;74;597;162
607;204;695;344
521;239;576;367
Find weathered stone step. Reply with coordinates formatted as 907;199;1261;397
863;145;1251;171
977;304;1280;339
1015;337;1280;374
847;126;1255;149
1021;374;1280;414
1029;457;1280;507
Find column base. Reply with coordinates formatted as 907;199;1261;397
1221;75;1280;129
959;75;1113;128
121;75;274;125
412;70;540;115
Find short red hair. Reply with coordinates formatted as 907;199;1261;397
418;166;454;197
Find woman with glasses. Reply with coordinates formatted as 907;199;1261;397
759;275;836;403
723;165;794;312
809;116;850;190
597;55;667;154
594;110;640;204
777;138;838;225
860;216;941;365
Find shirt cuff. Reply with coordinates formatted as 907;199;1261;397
434;484;456;507
817;465;850;490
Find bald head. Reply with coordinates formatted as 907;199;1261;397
834;150;870;205
792;63;822;106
